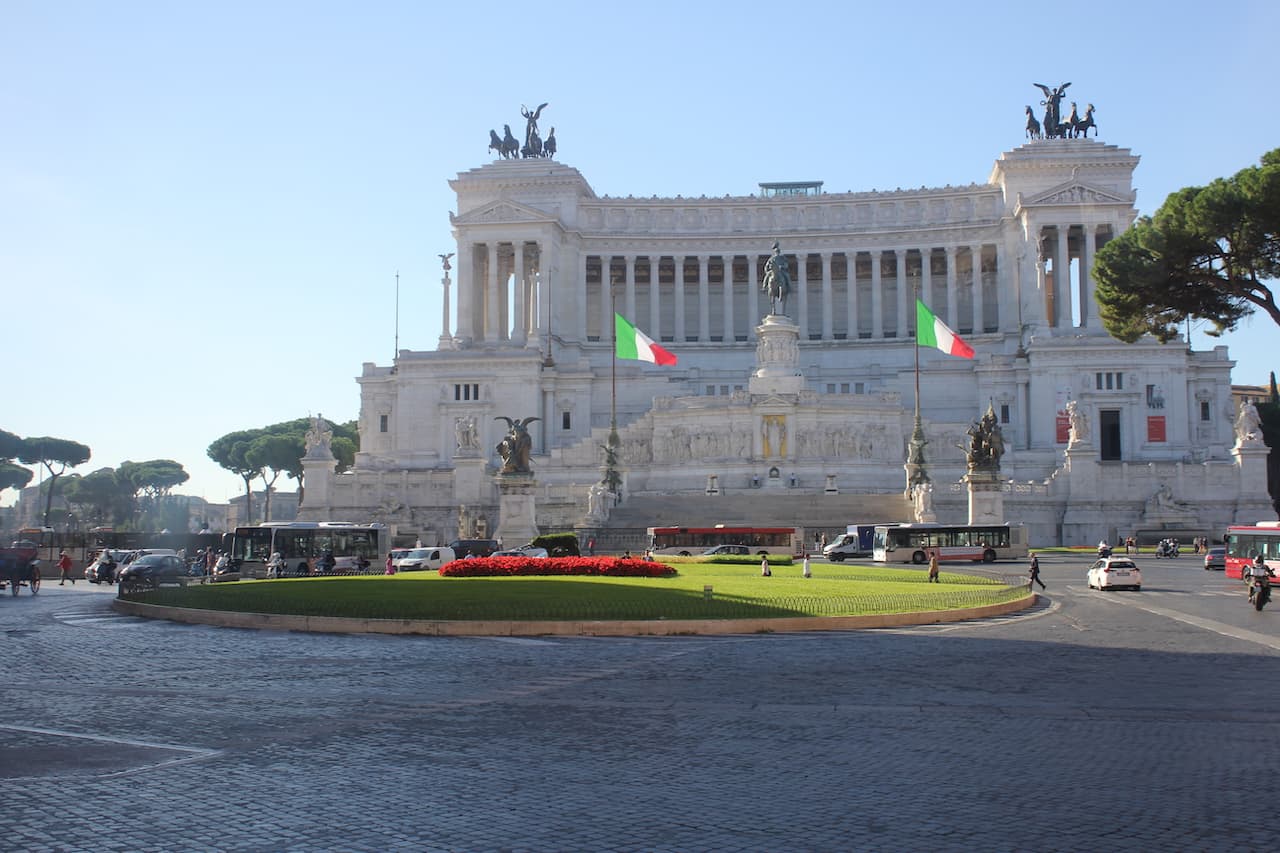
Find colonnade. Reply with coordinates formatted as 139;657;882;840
581;246;1000;344
1034;222;1113;329
453;240;547;346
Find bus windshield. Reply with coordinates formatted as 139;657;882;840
1224;522;1280;580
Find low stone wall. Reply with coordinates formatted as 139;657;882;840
113;593;1036;637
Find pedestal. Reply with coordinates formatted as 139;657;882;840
1232;443;1276;523
965;468;1004;525
300;456;337;513
748;315;805;396
494;474;539;546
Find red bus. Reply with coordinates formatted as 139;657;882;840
647;525;803;557
1224;522;1280;580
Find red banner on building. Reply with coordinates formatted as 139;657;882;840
1147;416;1166;443
1056;415;1071;444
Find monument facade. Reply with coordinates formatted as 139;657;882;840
300;104;1266;546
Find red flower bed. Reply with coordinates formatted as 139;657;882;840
438;556;676;578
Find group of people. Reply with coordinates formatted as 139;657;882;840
760;553;815;578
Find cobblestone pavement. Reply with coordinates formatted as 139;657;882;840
1;557;1277;852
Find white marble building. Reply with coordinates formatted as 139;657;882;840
300;138;1273;545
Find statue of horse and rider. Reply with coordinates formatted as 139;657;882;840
761;241;791;317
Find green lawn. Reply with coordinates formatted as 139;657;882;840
122;562;1029;622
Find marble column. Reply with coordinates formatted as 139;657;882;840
698;254;710;342
1082;227;1097;327
624;254;636;323
895;249;908;339
457;243;476;343
820;252;833;340
920;247;933;313
970;244;983;335
1057;225;1071;328
440;265;452;341
600;255;614;344
846;252;859;339
870;250;884;338
748;254;760;339
648;257;661;339
722;255;735;342
485;242;500;343
512;241;527;344
945;246;958;329
796;252;808;334
674;256;686;341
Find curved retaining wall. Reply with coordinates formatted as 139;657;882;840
113;593;1037;637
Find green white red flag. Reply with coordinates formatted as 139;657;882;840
915;299;974;359
615;313;677;365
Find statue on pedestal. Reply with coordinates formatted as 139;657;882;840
964;403;1005;472
761;241;791;316
1235;400;1264;447
1066;400;1090;446
304;414;334;459
495;416;540;474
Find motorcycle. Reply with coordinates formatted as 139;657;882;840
1097;542;1112;558
1156;540;1179;559
1250;578;1272;611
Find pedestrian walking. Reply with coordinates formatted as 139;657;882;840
927;553;940;583
587;537;596;556
57;550;74;585
385;552;396;575
802;553;811;578
1028;551;1045;590
761;554;771;577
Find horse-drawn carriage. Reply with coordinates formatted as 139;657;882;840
0;542;41;595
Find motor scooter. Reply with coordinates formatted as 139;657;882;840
1097;542;1112;558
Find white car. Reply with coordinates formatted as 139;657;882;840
1087;556;1142;591
393;547;458;571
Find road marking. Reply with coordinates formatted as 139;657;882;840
0;723;221;779
1085;594;1280;651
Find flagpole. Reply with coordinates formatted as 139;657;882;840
906;285;929;499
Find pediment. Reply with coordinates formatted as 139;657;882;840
1023;180;1132;207
450;200;556;226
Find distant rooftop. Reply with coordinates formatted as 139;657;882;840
758;181;823;197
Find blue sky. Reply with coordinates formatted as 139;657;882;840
3;0;1277;506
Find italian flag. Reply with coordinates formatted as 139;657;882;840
916;299;974;359
615;313;677;365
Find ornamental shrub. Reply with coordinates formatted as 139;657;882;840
439;555;676;578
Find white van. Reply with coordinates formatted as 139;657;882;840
393;546;457;571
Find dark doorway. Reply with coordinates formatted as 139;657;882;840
1100;409;1121;461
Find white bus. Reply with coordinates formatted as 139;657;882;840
230;522;388;577
872;523;1028;565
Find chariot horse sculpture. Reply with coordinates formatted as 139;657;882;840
1072;103;1097;137
1025;105;1042;139
761;241;792;316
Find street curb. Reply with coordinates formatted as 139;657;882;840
112;593;1037;636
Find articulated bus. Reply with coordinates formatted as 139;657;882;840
647;525;803;557
1224;521;1280;580
230;522;388;577
873;523;1028;564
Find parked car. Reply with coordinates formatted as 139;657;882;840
393;547;457;571
117;554;191;590
1087;556;1142;591
492;545;549;558
1204;547;1226;571
701;545;751;556
449;539;501;559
